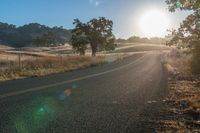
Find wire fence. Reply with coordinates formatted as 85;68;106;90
0;52;65;71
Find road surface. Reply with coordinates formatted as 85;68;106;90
0;52;168;133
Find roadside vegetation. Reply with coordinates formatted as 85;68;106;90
157;49;200;132
166;0;200;75
0;52;133;81
157;0;200;132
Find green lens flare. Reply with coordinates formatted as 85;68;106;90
14;97;59;133
38;107;45;113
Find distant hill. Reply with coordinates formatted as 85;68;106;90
0;22;72;47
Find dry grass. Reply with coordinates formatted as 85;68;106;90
158;79;200;133
157;49;200;132
162;49;192;76
0;52;132;81
0;55;104;81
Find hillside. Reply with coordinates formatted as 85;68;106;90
0;22;72;47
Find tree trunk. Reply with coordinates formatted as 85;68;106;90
91;43;97;56
80;50;85;56
92;51;96;56
18;48;21;69
18;53;21;68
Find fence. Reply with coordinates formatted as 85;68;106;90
0;52;65;71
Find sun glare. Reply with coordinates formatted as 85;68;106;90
139;9;170;37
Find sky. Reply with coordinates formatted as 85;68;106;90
0;0;190;38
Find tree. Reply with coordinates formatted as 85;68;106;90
71;19;89;55
166;0;200;12
72;17;115;56
166;0;200;74
87;17;115;56
33;32;59;47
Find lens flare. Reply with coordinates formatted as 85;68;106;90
139;9;170;37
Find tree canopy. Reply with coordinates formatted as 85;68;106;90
166;0;200;12
0;22;71;47
71;17;116;56
166;0;200;48
166;0;200;74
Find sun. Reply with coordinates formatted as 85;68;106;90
139;9;170;37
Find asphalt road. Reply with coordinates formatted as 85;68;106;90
0;51;168;133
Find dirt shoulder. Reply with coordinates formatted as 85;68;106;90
155;50;200;132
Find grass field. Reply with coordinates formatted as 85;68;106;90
0;52;133;81
0;43;169;81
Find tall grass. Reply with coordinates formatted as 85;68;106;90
0;55;106;81
163;49;191;75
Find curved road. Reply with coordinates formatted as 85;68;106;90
0;52;168;133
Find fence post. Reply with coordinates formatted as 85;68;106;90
60;55;63;65
18;48;21;69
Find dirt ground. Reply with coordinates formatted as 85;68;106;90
155;50;200;132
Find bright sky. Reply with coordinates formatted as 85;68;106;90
0;0;190;38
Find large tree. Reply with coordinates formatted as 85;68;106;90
166;0;200;74
71;17;115;56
